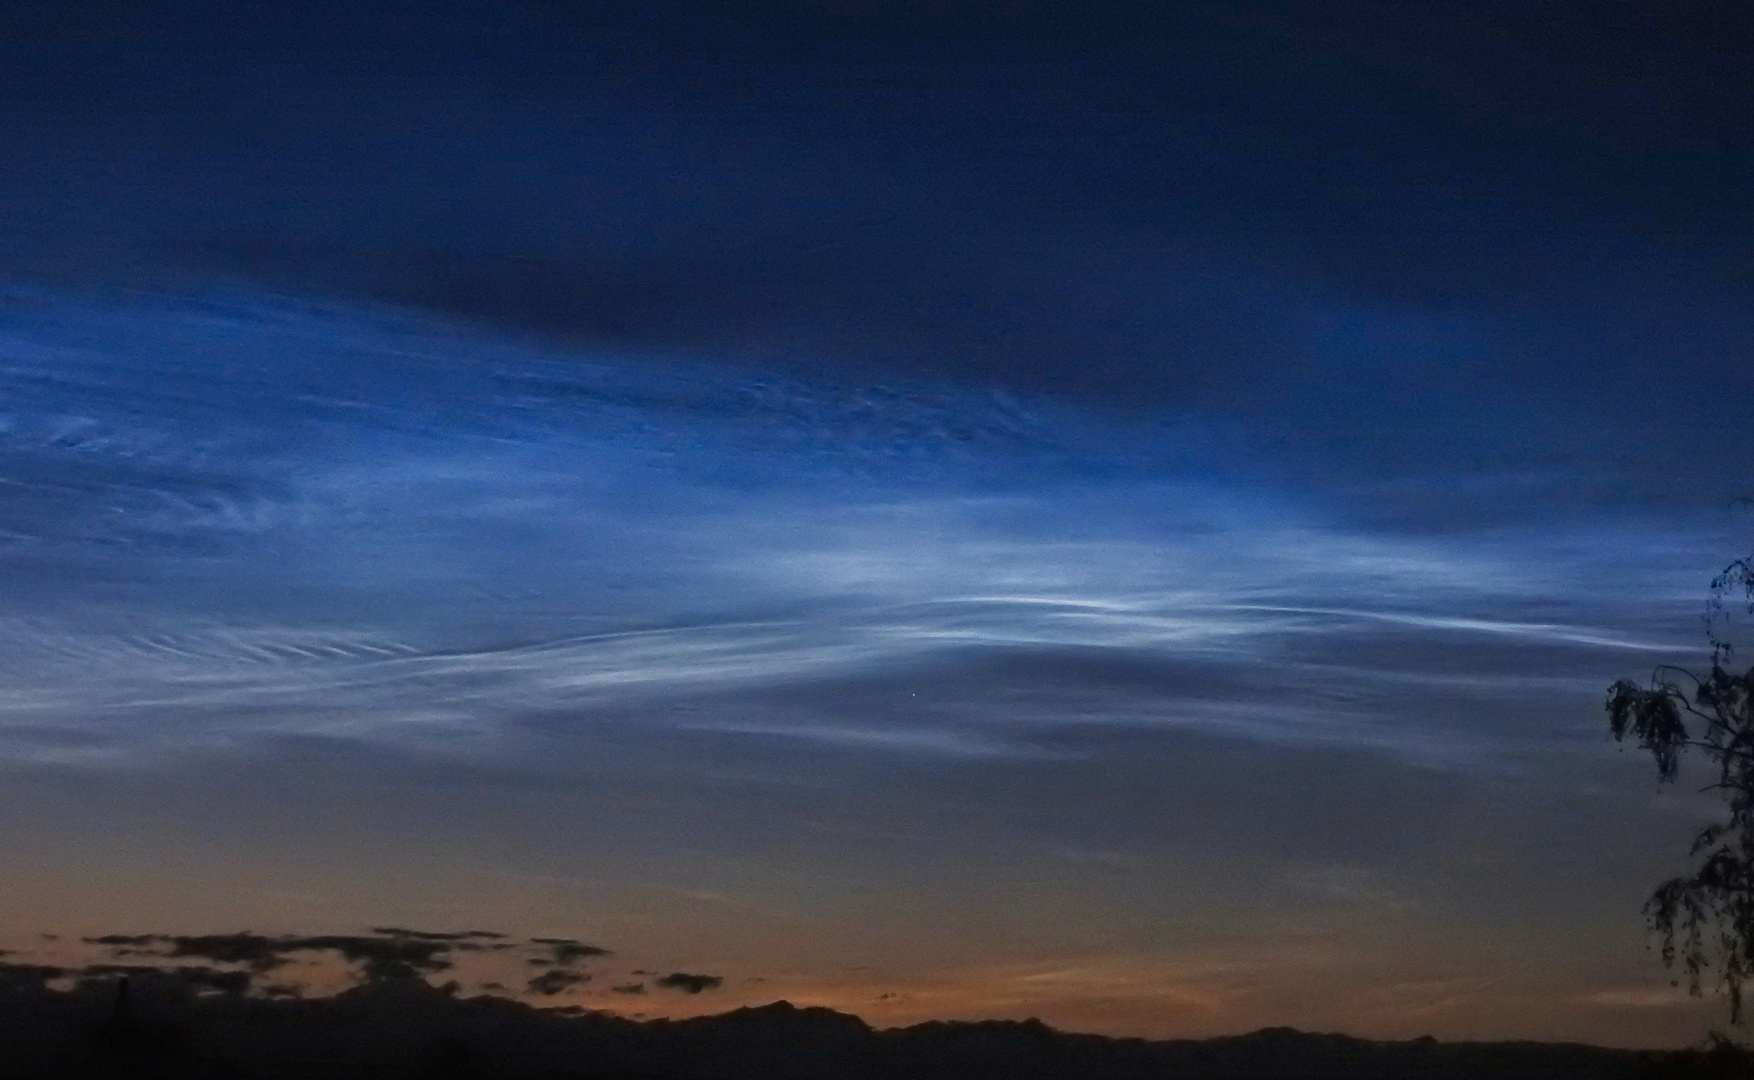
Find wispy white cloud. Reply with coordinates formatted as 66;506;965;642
0;289;1724;771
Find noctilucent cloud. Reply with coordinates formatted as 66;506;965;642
0;0;1751;1047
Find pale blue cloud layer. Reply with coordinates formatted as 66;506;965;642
0;288;1725;776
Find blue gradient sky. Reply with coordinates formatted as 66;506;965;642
1;0;1751;1046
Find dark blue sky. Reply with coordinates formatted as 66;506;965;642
7;2;1753;517
0;0;1751;1044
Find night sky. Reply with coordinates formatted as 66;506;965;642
1;0;1752;1047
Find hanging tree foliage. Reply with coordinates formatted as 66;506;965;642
1608;555;1754;1023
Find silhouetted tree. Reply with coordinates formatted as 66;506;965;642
1609;554;1754;1023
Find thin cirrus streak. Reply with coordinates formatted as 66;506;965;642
0;286;1722;770
1221;605;1693;654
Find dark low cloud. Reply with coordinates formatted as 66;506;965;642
86;930;486;983
526;969;591;996
78;928;624;998
530;938;612;967
370;927;507;942
260;984;303;999
654;972;723;995
153;935;294;972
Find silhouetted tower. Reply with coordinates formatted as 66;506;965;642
112;974;133;1028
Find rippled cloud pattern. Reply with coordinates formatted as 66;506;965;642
0;287;1715;774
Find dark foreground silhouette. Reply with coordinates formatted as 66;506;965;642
0;973;1747;1080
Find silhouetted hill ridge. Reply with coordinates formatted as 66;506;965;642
0;974;1742;1078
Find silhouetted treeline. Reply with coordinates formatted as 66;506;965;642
0;970;1744;1080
